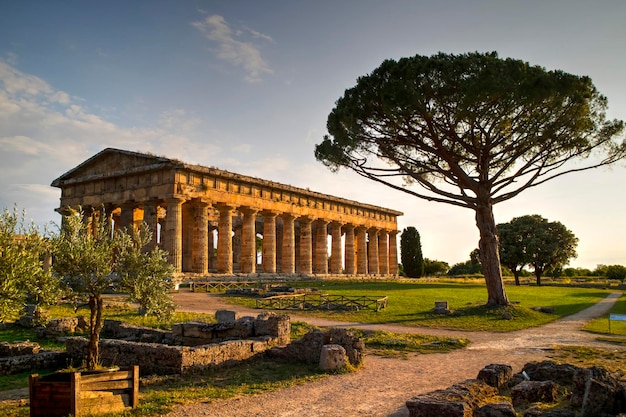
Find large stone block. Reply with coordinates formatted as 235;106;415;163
474;402;516;417
511;380;559;407
406;379;498;417
477;364;513;390
319;344;347;371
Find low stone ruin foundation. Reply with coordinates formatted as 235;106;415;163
0;341;67;375
406;360;626;417
65;311;290;376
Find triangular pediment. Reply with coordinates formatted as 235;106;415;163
51;148;174;187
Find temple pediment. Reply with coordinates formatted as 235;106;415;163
51;148;174;186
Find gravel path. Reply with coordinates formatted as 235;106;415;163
164;291;625;417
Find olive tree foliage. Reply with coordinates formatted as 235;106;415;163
0;207;60;323
52;208;174;370
400;226;424;278
115;223;175;318
315;52;625;306
498;215;578;286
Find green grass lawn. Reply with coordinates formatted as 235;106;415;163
583;293;626;339
222;280;614;332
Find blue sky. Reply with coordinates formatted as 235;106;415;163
1;0;624;269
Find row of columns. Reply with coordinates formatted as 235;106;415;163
87;199;399;277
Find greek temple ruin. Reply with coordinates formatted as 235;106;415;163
51;148;403;278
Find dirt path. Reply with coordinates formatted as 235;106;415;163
164;291;625;417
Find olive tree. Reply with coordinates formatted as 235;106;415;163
115;223;174;318
0;207;59;323
53;208;174;370
315;52;625;305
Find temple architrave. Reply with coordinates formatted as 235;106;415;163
51;148;403;278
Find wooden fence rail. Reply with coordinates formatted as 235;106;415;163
255;293;388;312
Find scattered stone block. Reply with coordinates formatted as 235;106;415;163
570;365;626;416
474;402;516;417
319;344;347;371
511;380;559;407
523;407;576;417
434;301;450;314
478;364;513;389
215;309;236;323
520;361;580;386
406;379;497;417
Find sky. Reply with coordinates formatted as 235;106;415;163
0;0;625;270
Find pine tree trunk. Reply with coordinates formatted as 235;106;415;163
475;201;510;306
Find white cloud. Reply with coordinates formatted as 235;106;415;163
0;59;224;226
191;14;273;83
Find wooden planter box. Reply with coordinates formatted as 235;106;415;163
29;366;139;417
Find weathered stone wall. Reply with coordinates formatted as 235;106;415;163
65;313;291;376
0;342;67;375
102;320;171;344
171;313;290;346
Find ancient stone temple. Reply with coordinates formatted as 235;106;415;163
51;148;403;278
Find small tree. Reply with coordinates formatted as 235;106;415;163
497;215;578;286
116;223;175;318
0;207;59;323
52;209;118;370
498;218;534;286
52;208;174;370
400;227;424;278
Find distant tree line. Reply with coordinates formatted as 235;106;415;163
400;216;625;283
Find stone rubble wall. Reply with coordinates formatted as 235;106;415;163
102;320;172;344
65;312;290;376
0;341;67;375
268;327;365;368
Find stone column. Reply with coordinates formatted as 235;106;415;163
118;202;135;232
240;207;258;274
164;197;184;273
298;217;313;274
343;224;356;275
378;230;389;275
142;201;159;252
355;226;368;274
191;201;210;274
208;224;216;272
368;228;380;274
262;211;278;273
216;204;235;274
329;222;343;274
389;230;398;275
315;219;329;274
281;214;296;274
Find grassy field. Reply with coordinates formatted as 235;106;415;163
223;280;614;332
